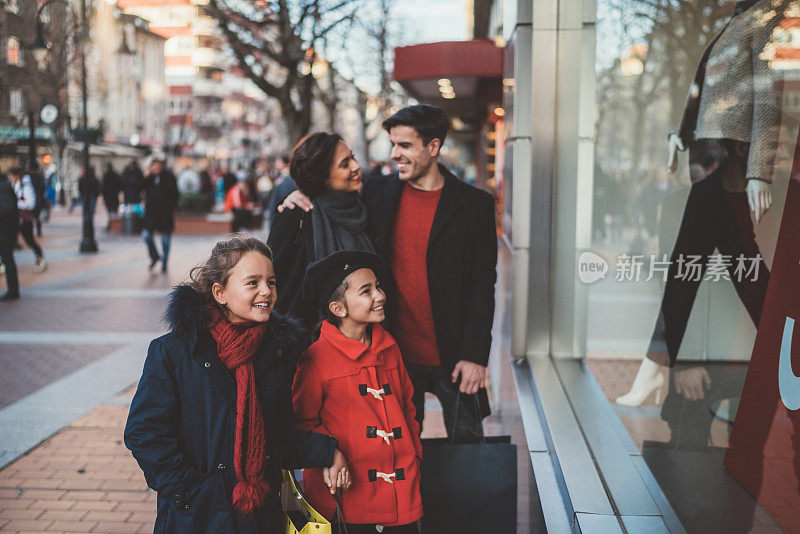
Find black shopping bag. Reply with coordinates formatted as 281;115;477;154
420;394;517;534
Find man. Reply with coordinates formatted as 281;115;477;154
281;105;498;441
0;170;20;300
101;163;122;215
268;154;296;223
141;157;179;273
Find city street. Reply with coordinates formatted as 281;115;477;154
0;210;532;533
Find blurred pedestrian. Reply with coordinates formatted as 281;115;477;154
9;168;47;273
199;167;214;210
221;166;237;197
123;236;347;533
101;163;122;215
122;159;144;206
256;165;273;208
26;164;47;237
267;154;296;223
141;157;178;273
224;174;253;233
0;170;20;300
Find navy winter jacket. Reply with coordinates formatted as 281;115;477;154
124;285;338;534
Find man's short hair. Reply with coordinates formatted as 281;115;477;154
382;104;449;147
7;167;23;176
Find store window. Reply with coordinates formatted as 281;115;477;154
9;89;24;117
583;0;800;531
6;36;23;67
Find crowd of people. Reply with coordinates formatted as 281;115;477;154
123;104;499;533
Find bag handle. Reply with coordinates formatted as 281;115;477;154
333;488;349;534
448;390;486;445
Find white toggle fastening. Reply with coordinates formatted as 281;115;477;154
376;429;394;444
376;472;396;483
366;387;385;400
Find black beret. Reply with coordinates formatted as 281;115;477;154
303;250;386;310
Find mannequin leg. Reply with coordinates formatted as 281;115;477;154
616;357;668;406
616;174;720;405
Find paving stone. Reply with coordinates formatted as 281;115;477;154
45;519;98;532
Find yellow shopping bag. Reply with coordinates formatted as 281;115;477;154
282;469;331;534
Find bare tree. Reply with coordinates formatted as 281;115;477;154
205;0;361;144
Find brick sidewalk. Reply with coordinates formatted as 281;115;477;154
0;390;155;533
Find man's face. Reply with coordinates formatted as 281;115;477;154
388;125;440;182
7;173;20;185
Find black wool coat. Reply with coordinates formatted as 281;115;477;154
361;166;498;416
267;207;319;327
124;285;338;534
142;170;179;233
0;175;19;238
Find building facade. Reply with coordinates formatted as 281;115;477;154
0;0;66;168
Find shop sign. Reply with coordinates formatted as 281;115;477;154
724;130;800;533
0;126;53;140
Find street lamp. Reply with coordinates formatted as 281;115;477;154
30;0;97;253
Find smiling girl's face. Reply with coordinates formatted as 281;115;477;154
212;251;276;323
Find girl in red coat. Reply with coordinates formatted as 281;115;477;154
293;250;423;533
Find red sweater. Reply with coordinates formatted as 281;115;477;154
390;183;443;367
292;321;423;526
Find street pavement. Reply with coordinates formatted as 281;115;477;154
0;209;532;533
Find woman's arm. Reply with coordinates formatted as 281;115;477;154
123;339;203;500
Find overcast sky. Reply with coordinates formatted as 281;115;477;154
392;0;470;45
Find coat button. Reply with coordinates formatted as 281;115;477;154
204;362;211;368
217;463;226;470
183;504;190;510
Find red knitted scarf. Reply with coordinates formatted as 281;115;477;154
208;306;270;515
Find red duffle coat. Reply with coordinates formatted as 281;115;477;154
292;321;423;526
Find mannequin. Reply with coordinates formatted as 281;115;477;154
617;0;786;406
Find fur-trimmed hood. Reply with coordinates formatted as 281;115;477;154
164;284;310;355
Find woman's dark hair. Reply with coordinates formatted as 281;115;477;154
290;132;342;198
382;104;449;147
189;235;273;313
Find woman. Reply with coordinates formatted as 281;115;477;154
7;168;47;272
224;176;254;232
124;236;350;534
267;132;374;326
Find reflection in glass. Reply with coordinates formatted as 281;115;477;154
588;0;800;530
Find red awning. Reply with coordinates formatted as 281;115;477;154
393;40;503;82
392;40;503;122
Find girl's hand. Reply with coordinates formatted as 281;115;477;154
322;449;352;494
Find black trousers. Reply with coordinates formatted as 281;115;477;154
406;364;483;443
19;220;43;258
0;230;19;294
648;143;770;367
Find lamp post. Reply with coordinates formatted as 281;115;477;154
30;0;97;253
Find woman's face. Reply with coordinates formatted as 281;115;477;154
325;141;362;193
212;251;277;323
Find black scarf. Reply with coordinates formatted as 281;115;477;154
310;191;374;260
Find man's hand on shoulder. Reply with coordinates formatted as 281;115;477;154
277;190;313;213
451;360;489;395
